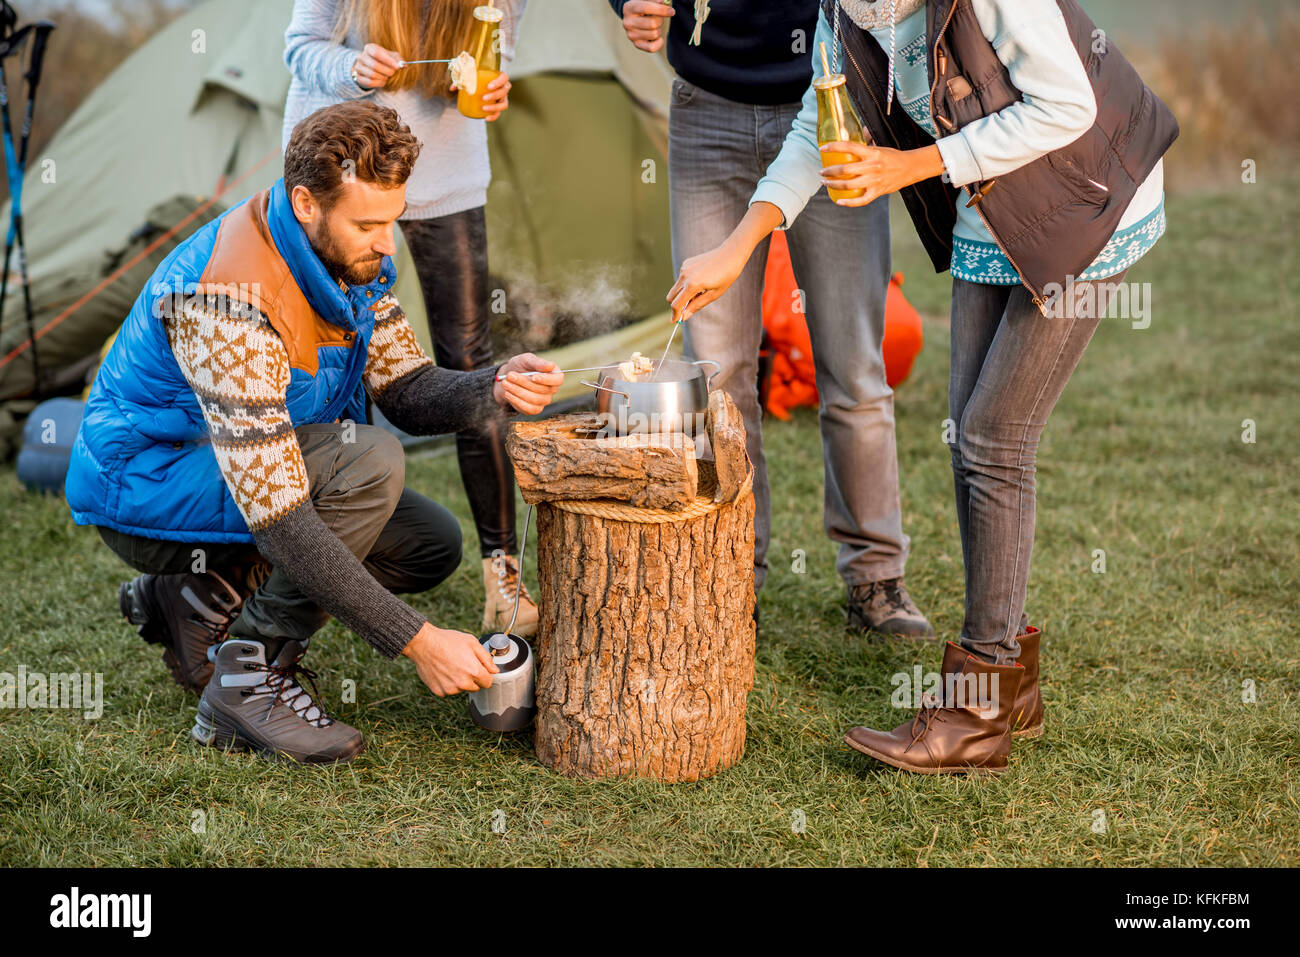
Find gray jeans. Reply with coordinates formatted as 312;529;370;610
668;77;906;592
99;423;462;645
949;273;1127;663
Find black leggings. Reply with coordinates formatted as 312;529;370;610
399;207;516;558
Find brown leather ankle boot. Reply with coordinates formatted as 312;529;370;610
1010;626;1043;739
844;642;1024;776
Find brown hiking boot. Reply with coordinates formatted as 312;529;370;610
192;638;365;764
1010;625;1043;739
119;571;244;693
847;577;935;640
844;641;1024;776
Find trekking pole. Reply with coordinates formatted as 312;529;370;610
0;18;23;392
13;22;55;399
0;13;53;400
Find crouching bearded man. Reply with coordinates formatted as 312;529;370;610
64;101;563;764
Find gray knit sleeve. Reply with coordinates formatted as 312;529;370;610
250;500;428;659
375;364;506;437
364;292;510;436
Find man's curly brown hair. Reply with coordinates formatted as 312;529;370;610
284;101;422;210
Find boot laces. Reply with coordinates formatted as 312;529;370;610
493;555;534;604
909;691;949;745
185;574;243;641
851;577;910;614
244;657;332;728
195;605;239;643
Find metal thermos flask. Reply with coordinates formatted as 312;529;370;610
468;632;535;732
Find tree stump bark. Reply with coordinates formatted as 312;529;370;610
532;473;756;781
705;388;748;504
507;414;698;510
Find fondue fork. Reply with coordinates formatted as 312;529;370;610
653;320;681;382
495;365;609;381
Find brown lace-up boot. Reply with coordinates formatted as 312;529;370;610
844;641;1024;776
481;554;538;637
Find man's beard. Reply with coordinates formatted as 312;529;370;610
310;215;383;286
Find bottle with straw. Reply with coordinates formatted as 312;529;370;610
394;1;501;118
814;42;869;201
456;1;504;118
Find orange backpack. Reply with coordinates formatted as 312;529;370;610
760;230;923;420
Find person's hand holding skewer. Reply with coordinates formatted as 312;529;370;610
667;242;753;322
666;201;785;322
352;42;403;89
494;353;564;415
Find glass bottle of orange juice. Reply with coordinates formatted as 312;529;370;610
457;4;504;119
814;72;868;201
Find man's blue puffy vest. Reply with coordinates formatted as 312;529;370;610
65;179;397;544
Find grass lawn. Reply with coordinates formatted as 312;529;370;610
1;178;1296;867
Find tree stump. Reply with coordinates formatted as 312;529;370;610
532;470;756;781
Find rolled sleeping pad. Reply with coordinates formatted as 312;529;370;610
16;397;85;494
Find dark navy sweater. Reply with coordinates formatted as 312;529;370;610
607;0;817;105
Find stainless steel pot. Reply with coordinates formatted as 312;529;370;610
583;358;720;436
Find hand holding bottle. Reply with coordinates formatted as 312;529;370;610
819;142;947;207
467;71;511;121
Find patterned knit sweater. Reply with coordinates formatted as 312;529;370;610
165;291;504;658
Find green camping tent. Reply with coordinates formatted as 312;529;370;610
0;0;677;453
